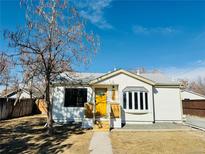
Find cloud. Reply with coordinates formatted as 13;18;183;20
77;0;113;29
132;25;178;35
162;60;205;81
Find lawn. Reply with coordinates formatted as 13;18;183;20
110;131;205;154
0;115;92;154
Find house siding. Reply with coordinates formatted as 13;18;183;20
52;71;182;125
94;73;154;123
154;87;182;122
52;86;93;123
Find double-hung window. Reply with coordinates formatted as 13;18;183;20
123;87;148;112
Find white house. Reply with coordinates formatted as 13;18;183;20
1;89;33;99
181;90;205;100
52;69;183;129
1;88;42;99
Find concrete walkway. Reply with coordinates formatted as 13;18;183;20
89;132;113;154
112;123;191;132
186;116;205;130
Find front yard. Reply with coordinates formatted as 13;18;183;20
110;131;205;154
0;115;92;154
1;115;205;154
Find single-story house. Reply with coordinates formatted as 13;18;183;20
52;69;183;129
1;88;43;99
0;88;47;114
1;88;35;99
181;90;205;100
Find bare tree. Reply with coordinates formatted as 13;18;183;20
0;52;11;93
179;77;205;95
189;77;205;95
132;67;161;74
179;79;189;89
4;0;98;134
132;67;146;74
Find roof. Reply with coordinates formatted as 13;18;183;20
57;72;104;85
181;90;205;99
90;69;155;85
139;73;178;85
1;90;18;98
55;69;180;86
1;88;42;98
123;86;148;92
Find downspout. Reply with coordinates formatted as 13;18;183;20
179;88;183;122
152;86;156;123
91;86;95;125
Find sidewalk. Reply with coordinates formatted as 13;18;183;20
112;123;192;132
89;132;113;154
185;115;205;130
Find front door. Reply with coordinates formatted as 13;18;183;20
95;88;107;117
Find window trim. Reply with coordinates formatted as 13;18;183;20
122;90;149;113
64;88;87;107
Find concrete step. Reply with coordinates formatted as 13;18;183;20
93;128;110;132
93;120;110;131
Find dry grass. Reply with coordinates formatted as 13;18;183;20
110;131;205;154
0;114;92;154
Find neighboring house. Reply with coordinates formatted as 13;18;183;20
181;90;205;100
1;89;34;99
0;88;41;120
0;88;47;115
1;88;42;99
52;69;183;129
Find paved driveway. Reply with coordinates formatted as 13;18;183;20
185;115;205;130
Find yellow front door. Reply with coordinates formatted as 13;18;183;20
95;88;107;116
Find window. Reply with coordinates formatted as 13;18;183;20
140;92;143;110
129;92;132;109
64;88;87;107
134;92;138;109
123;92;126;109
145;92;148;109
122;87;149;111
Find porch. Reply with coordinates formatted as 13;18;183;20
83;85;122;130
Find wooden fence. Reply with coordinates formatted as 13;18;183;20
182;99;205;117
35;99;47;114
0;98;35;120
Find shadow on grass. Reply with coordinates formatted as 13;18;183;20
0;116;85;154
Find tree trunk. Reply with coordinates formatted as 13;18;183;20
45;78;53;135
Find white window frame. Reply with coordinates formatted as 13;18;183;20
123;91;149;113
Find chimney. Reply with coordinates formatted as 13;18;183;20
136;69;140;75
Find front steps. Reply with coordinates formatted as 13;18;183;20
81;118;110;131
93;120;110;131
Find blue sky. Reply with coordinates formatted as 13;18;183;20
1;0;205;80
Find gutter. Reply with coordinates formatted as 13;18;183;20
51;82;90;87
152;86;156;123
154;83;181;88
